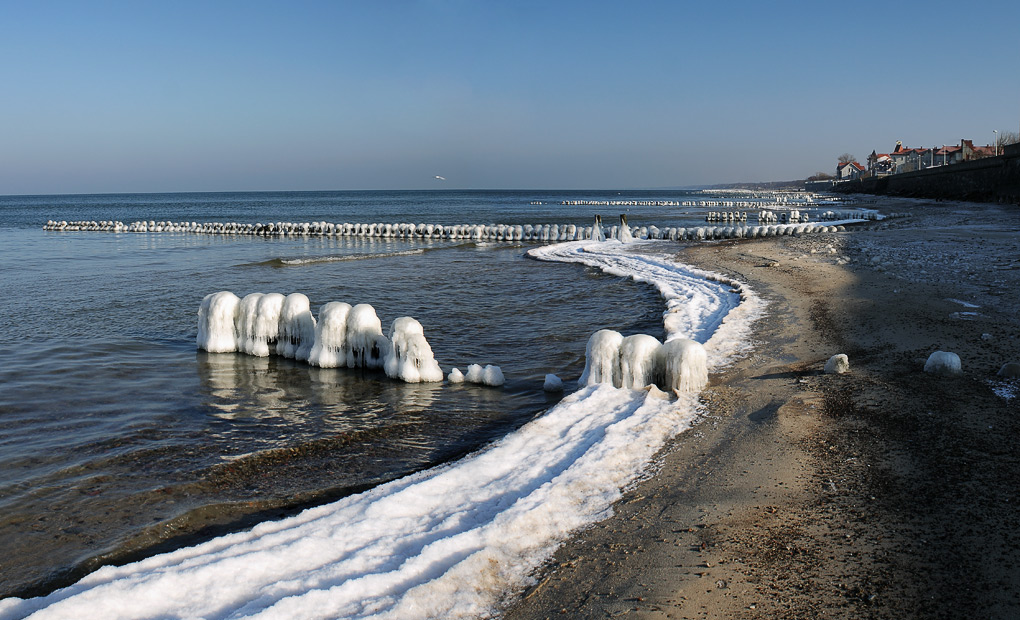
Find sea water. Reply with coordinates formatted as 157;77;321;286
0;189;831;613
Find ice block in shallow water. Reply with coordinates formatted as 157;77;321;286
384;317;444;383
345;303;388;369
197;291;241;353
308;302;351;368
277;293;316;362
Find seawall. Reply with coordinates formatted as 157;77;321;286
832;143;1020;204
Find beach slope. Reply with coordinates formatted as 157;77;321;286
505;198;1020;619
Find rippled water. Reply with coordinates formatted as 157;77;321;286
0;189;850;599
0;191;682;598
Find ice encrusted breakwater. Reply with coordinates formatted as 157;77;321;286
43;218;857;241
198;292;452;384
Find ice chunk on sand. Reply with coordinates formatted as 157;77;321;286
824;353;850;374
924;351;961;376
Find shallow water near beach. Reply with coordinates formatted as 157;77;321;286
0;189;852;601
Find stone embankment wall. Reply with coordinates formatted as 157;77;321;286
833;143;1020;204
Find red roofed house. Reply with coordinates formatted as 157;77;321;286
836;161;866;180
960;139;996;161
934;145;963;166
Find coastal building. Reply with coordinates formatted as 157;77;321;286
836;161;865;180
933;145;963;166
866;139;997;176
867;151;894;176
960;139;996;161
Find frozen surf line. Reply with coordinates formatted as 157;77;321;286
0;241;763;620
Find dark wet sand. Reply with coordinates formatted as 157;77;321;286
504;198;1020;619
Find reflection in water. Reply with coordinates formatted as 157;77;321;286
197;352;441;426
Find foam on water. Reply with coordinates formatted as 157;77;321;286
0;240;764;620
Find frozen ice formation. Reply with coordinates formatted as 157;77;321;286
616;214;634;243
44;215;866;242
307;302;352;368
344;304;387;370
277;293;316;361
924;350;962;376
252;293;285;357
660;338;708;393
619;334;663;389
447;368;466;383
196;291;241;353
824;353;850;374
579;330;707;395
463;363;505;387
543;374;564;392
384;317;444;383
579;329;624;387
198;292;445;383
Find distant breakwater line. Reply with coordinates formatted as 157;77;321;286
42;219;860;242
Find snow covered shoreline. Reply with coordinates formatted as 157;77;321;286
0;240;763;620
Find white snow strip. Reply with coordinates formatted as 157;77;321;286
0;240;764;620
528;240;764;370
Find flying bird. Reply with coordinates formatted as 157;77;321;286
434;175;446;181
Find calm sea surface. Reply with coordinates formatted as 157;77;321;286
0;189;831;598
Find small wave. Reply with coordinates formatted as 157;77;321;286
249;249;426;268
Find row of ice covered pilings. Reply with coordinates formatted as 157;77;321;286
560;200;682;206
43;219;854;241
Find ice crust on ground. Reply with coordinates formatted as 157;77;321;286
2;240;763;620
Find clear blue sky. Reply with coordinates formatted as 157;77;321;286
2;1;1018;194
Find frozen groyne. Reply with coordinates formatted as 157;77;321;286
198;293;448;384
42;217;862;241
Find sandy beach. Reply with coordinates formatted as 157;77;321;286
504;198;1020;619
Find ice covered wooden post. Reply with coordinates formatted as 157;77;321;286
619;334;662;389
308;302;352;368
197;291;241;353
579;329;623;387
384;317;444;383
661;338;708;393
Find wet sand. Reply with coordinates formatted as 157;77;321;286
504;198;1020;619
